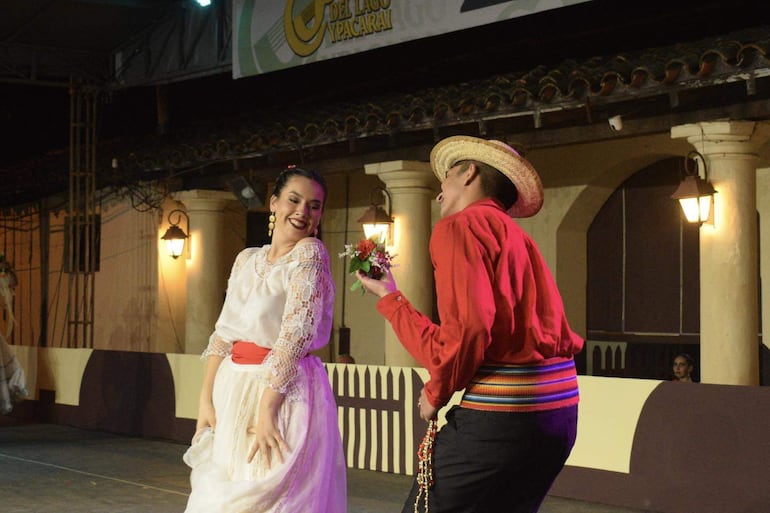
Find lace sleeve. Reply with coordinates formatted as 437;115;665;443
200;249;253;359
201;334;233;359
263;240;332;397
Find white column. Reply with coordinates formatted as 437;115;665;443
758;167;770;356
365;160;436;367
671;121;770;385
176;190;237;355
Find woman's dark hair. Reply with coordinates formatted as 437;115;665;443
272;166;328;206
458;160;518;210
675;353;694;367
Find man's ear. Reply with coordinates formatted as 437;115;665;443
463;162;480;186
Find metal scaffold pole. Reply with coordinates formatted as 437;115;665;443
66;82;99;349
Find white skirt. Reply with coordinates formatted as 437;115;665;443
183;355;347;513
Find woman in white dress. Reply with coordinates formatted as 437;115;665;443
183;166;346;513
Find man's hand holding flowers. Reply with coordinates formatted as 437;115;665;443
339;236;396;295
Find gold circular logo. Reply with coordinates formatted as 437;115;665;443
283;0;331;57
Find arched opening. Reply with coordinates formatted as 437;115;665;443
586;157;701;380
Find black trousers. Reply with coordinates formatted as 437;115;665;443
401;405;578;513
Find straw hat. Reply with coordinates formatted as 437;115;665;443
430;135;544;217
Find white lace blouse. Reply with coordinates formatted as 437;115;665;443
202;238;335;397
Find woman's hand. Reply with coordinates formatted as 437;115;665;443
356;268;398;298
195;354;223;442
247;387;289;467
194;399;216;443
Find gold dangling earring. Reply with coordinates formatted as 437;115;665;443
268;212;276;237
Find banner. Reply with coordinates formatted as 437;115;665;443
233;0;591;78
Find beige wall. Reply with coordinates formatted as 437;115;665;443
94;201;159;352
33;347;92;405
324;171;393;364
568;376;661;472
165;352;206;419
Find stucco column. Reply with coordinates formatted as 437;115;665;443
671;121;770;385
364;160;436;367
176;190;237;354
758;167;770;355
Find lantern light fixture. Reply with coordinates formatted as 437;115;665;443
357;187;393;245
161;209;190;259
671;151;716;225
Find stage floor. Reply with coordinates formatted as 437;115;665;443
0;421;654;513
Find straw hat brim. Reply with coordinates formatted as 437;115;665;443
430;136;544;217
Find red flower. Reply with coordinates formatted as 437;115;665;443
339;238;397;293
356;239;376;259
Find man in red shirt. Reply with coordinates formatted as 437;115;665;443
356;135;584;513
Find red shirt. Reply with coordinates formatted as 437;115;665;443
377;199;584;408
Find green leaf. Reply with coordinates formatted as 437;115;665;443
348;258;371;275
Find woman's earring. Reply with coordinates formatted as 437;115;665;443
268;212;276;237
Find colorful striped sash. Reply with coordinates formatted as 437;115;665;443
460;358;579;412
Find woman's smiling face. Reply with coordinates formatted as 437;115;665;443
269;175;325;242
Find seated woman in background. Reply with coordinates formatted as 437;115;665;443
672;353;696;383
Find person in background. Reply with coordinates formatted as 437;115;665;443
356;135;584;513
183;166;346;513
672;353;696;382
0;253;27;415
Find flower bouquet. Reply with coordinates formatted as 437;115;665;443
339;236;395;292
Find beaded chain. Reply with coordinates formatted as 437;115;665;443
414;419;438;513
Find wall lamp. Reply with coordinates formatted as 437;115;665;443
357;186;393;245
161;209;190;259
671;151;716;226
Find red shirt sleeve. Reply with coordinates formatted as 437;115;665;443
376;216;493;408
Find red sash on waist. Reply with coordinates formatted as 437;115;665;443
232;341;270;364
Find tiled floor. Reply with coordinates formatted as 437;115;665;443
0;421;653;513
